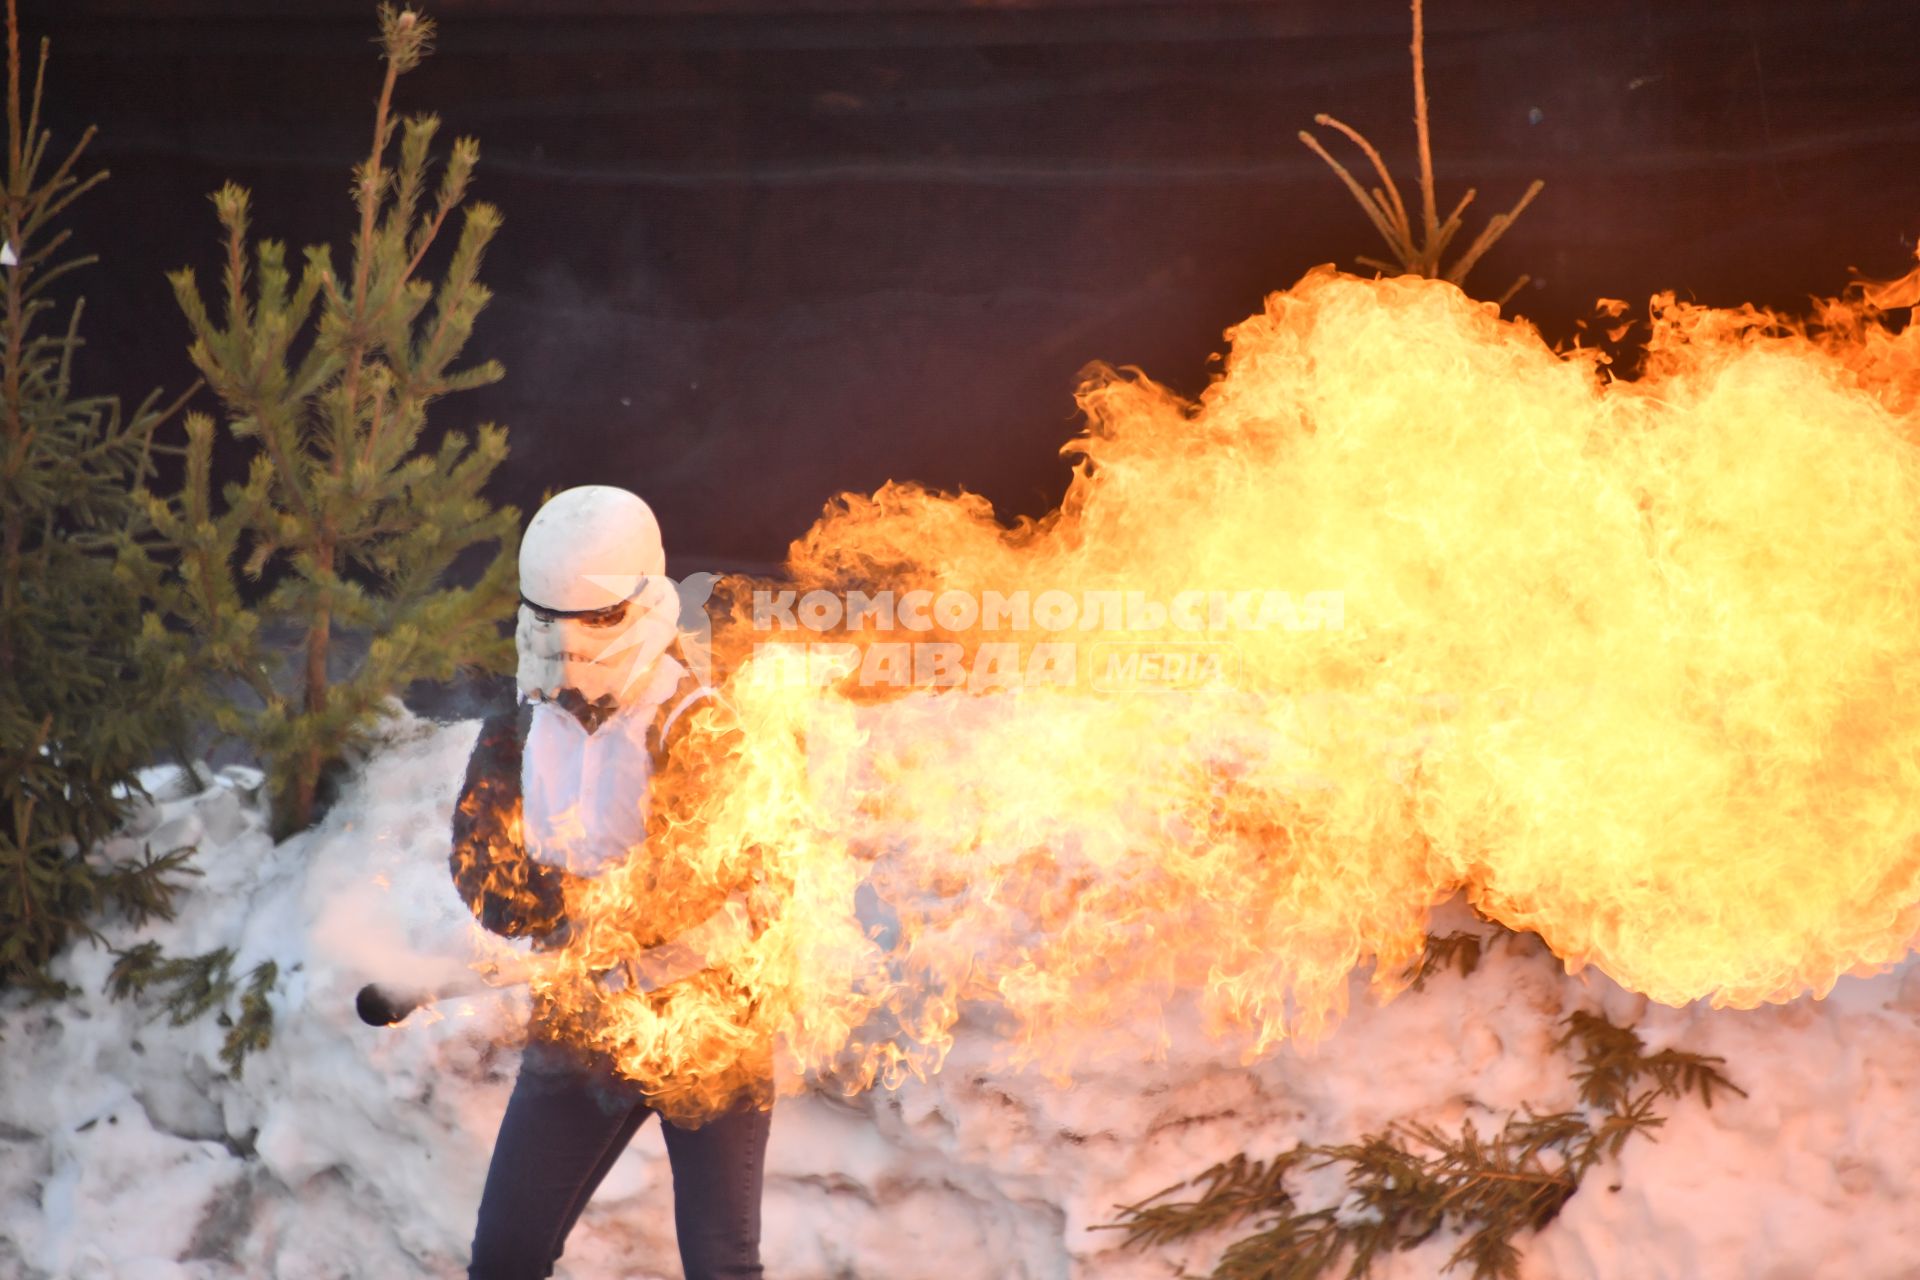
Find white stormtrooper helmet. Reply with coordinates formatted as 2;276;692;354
515;485;684;711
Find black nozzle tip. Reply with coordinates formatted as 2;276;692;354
356;983;415;1027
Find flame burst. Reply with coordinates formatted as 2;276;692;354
513;261;1920;1124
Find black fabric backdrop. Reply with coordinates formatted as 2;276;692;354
23;0;1920;566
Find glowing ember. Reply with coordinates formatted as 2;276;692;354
491;262;1920;1123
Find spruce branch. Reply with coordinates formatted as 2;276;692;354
96;840;200;927
117;944;237;1027
106;945;279;1076
1402;930;1485;992
219;959;277;1075
1556;1009;1745;1112
103;939;166;1000
1108;1150;1311;1251
1102;1003;1744;1280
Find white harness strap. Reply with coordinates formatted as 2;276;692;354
652;684;725;760
663;686;715;739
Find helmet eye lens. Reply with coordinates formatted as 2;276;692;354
577;601;629;629
520;585;639;629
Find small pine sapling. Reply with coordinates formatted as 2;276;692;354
1299;0;1543;306
144;4;518;837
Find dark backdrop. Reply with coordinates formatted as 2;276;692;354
24;0;1920;567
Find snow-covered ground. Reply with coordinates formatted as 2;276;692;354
3;708;1918;1280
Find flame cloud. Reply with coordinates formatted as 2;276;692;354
531;264;1920;1120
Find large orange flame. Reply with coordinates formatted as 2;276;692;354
502;261;1920;1125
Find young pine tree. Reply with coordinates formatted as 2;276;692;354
0;0;194;991
145;4;518;837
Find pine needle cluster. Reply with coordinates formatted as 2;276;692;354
1401;930;1486;993
1103;987;1743;1279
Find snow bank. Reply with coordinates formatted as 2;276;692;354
1;708;1916;1279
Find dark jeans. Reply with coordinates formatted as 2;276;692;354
467;1047;772;1280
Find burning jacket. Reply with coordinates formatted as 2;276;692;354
448;667;746;956
448;670;779;1119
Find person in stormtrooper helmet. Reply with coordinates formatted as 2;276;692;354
448;484;773;1280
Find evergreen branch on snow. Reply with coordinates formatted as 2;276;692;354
106;943;234;1025
218;958;278;1076
1101;1002;1744;1280
105;943;280;1076
1401;930;1485;992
